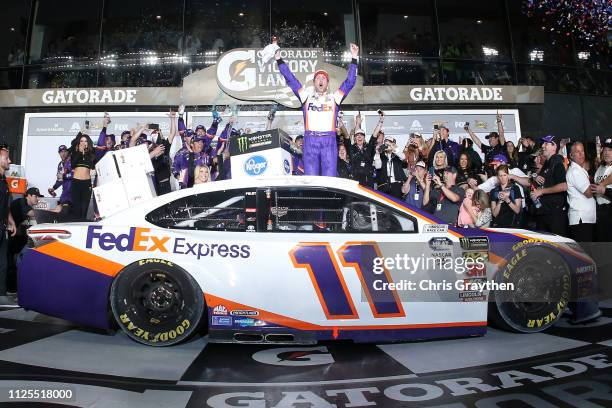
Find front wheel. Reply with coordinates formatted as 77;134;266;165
489;246;571;333
110;259;205;346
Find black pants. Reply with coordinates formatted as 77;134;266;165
70;179;92;221
569;220;595;243
596;204;612;243
536;212;568;237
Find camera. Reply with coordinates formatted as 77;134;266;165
84;120;90;130
377;109;384;116
434;124;439;130
148;123;160;130
464;122;469;130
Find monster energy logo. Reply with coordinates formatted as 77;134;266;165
237;136;249;153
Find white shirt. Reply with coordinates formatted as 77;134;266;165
566;161;596;225
594;164;612;205
478;167;527;208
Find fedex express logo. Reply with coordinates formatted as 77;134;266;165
307;102;334;112
86;226;251;259
86;226;168;252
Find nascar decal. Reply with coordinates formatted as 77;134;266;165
86;226;251;259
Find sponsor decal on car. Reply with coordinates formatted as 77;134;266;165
213;305;228;315
459;236;489;251
428;237;453;251
423;224;448;233
244;155;268;176
230;310;259;317
86;226;252;259
211;316;233;326
234;317;256;327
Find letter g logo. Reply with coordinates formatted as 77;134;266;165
217;50;257;92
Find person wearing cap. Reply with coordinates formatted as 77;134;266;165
566;142;596;243
175;133;212;189
0;143;17;306
530;135;568;236
9;187;42;242
48;145;72;205
423;165;465;225
374;135;406;199
274;41;359;176
343;111;380;186
591;137;612;242
95;113;115;160
465;111;507;168
402;160;427;209
427;125;461;167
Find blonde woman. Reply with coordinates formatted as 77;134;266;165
465;189;492;227
428;150;448;186
194;165;211;185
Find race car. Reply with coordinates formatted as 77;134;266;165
18;176;600;346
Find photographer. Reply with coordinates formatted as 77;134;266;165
423;166;465;224
347;112;379;187
402;161;427;209
374;135;406;199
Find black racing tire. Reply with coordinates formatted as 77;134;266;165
110;259;205;346
489;245;571;333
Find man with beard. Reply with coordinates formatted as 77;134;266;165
274;41;359;176
427;125;461;167
517;135;537;173
465;111;507;169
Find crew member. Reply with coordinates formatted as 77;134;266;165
48;144;72;206
374;136;406;199
0;143;17;306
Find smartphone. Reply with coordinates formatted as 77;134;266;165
148;123;159;130
377;109;384;115
434;124;439;130
85;120;90;130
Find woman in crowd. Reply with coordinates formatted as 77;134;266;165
402;144;420;175
592;137;612;242
505;141;519;168
490;165;523;227
337;144;352;179
194;165;211;185
429;150;447;183
456;152;477;189
464;189;492;227
69;132;96;220
457;187;476;227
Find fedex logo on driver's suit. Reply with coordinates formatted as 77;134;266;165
86;226;169;252
307;102;334;112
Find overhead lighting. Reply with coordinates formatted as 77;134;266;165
482;46;498;56
156;15;161;20
9;27;15;32
403;15;408;19
476;20;482;24
529;49;544;62
323;12;328;16
238;12;244;17
577;51;590;60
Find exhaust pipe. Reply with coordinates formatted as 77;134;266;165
233;333;264;342
264;333;295;343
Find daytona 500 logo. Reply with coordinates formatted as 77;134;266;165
85;226;250;259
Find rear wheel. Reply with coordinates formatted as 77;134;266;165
110;259;205;346
489;246;571;333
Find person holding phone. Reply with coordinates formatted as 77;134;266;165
465;111;507;167
426;125;460;167
490;165;523;227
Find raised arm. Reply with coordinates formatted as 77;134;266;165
466;126;484;150
334;44;359;104
496;111;506;145
275;50;306;104
168;110;177;145
129;124;147;147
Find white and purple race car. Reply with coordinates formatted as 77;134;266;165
19;176;600;346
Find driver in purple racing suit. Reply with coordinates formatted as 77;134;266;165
274;42;359;176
